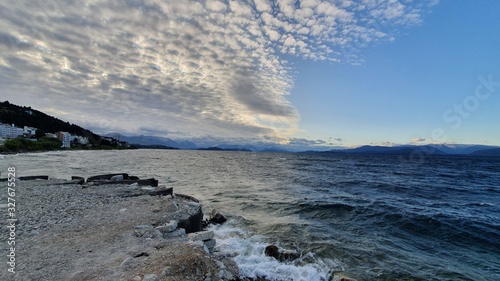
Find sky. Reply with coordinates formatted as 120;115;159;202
0;0;499;148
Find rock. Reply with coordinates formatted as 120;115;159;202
163;228;186;238
134;225;154;237
162;266;172;276
110;174;124;181
164;201;179;212
129;175;140;180
156;220;178;233
137;178;159;187
176;202;203;233
84;178;160;189
87;173;129;182
71;176;86;184
142;274;158;281
210;209;227;224
188;231;215;241
149;186;173;197
203;239;216;249
19;175;49;181
265;245;300;262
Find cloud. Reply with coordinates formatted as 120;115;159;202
287;138;327;146
0;0;436;141
412;138;426;142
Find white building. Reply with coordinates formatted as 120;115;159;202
0;123;24;139
56;132;88;147
57;131;72;148
23;126;37;135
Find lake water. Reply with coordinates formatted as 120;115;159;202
1;150;499;280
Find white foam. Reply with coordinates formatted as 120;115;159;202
210;223;337;281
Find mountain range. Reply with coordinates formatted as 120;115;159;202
2;101;499;156
319;144;500;156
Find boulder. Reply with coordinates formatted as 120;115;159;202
176;202;203;233
265;245;300;262
210;209;227;224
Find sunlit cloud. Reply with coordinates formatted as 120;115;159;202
0;0;435;141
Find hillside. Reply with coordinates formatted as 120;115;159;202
0;101;123;148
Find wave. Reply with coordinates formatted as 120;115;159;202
210;222;340;281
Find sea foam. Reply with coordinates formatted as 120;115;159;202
210;223;337;281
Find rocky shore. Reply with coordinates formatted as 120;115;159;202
0;175;239;281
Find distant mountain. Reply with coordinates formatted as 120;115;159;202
325;145;448;155
105;133;197;149
428;144;499;155
471;148;500;156
197;146;252;151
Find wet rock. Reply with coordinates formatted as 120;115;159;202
204;239;216;248
265;245;300;262
210;209;227;224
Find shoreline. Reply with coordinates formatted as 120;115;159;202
0;177;240;281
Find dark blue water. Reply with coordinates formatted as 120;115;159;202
2;150;499;280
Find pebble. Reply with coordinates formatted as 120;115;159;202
142;274;158;281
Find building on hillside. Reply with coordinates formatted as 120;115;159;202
56;132;89;147
56;131;72;148
75;136;89;145
23;126;37;136
0;123;24;139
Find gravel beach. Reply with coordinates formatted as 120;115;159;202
0;178;239;281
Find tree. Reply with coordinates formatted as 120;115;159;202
35;129;46;139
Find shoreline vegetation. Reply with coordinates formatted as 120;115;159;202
0;139;182;155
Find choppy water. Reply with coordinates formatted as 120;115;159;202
1;150;499;280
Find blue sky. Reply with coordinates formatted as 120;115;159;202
0;0;499;148
290;0;500;146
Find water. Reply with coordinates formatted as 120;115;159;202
1;150;499;280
